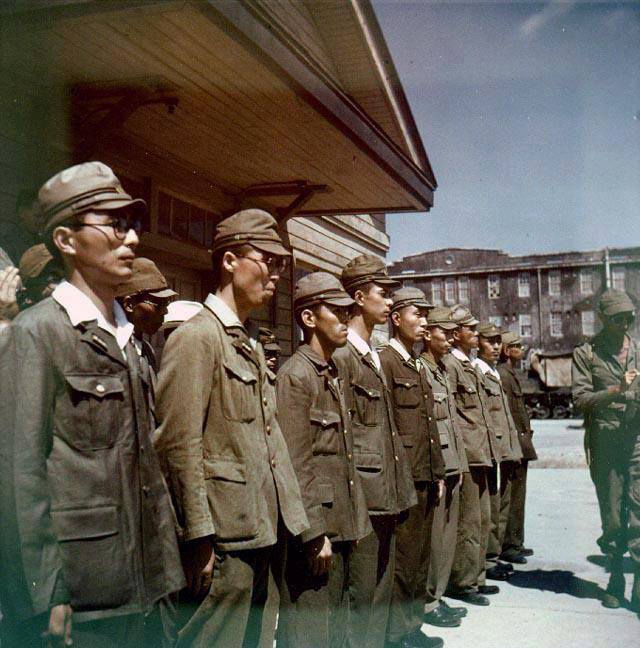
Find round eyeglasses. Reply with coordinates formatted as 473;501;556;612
74;213;143;240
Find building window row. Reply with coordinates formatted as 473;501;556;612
429;277;469;306
612;266;625;291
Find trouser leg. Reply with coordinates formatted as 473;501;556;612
627;431;640;581
502;461;528;553
475;468;491;587
498;461;515;552
486;463;501;568
348;514;396;648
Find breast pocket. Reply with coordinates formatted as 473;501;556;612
222;362;257;422
63;373;124;449
310;408;341;455
351;381;382;427
433;391;449;421
457;383;478;409
484;382;502;411
392;376;421;408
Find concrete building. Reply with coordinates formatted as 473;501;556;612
388;247;640;352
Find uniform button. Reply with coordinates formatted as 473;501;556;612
271;459;276;468
263;397;268;406
428;417;432;421
394;455;399;461
349;480;354;486
142;485;150;494
266;425;272;435
95;383;105;394
347;453;352;460
343;429;347;435
322;419;327;426
405;383;410;387
392;432;395;437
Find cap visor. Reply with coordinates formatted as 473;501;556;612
461;316;479;326
91;197;147;214
430;321;458;330
374;277;401;287
148;287;178;298
251;240;292;257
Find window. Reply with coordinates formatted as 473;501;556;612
612;266;625;290
157;190;217;248
550;311;563;337
431;279;443;306
518;272;530;298
487;274;500;299
444;277;456;305
489;315;502;327
581;310;595;336
580;268;593;295
548;270;561;296
403;279;415;288
519;314;532;338
458;276;469;304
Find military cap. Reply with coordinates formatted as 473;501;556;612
213;208;291;257
502;331;522;346
115;258;177;299
341;254;400;292
19;244;53;280
258;327;282;353
294;271;354;312
478;321;502;338
597;289;635;317
161;300;203;330
390;286;432;312
450;304;479;326
35;162;146;233
426;306;458;330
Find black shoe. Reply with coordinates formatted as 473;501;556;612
601;592;622;609
497;560;515;573
447;591;490;606
390;630;444;648
500;551;527;565
439;599;468;618
520;547;534;557
486;565;510;581
424;606;461;627
478;584;500;595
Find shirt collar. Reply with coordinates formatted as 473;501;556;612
52;280;133;350
204;293;242;328
389;337;413;363
473;356;501;380
298;344;332;373
348;327;381;370
451;347;470;363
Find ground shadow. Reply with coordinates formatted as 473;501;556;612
508;569;605;601
586;554;635;574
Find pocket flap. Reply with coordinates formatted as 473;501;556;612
355;452;383;471
65;374;124;399
223;362;257;385
392;376;418;389
52;505;119;541
309;409;341;426
352;382;381;400
433;392;447;403
484;381;501;396
204;458;247;483
439;431;450;448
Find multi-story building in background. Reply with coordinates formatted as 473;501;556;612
388;246;640;352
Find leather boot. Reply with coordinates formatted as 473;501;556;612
602;555;625;609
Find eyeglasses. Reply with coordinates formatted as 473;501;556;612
508;343;523;349
139;298;170;309
610;312;635;326
74;213;143;240
235;252;289;276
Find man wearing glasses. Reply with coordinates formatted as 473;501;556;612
154;209;308;647
0;162;185;646
572;289;640;614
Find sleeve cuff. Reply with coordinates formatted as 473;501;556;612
49;572;70;608
182;520;216;542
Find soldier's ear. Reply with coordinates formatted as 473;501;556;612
300;308;315;329
221;250;237;275
390;310;400;327
423;328;432;342
121;295;135;314
51;225;77;258
353;288;366;307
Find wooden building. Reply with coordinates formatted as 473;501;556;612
0;0;436;355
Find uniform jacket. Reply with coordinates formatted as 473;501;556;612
474;361;523;463
154;295;308;552
0;296;184;622
572;332;639;433
498;363;537;460
333;339;417;516
276;344;371;544
379;341;445;482
442;351;496;466
421;354;469;476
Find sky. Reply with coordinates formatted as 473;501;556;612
372;1;640;262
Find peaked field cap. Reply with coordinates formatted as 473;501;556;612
390;286;432;312
19;243;53;279
36;161;146;233
478;321;502;338
294;271;354;311
161;300;203;329
115;258;177;299
341;254;400;291
427;306;458;330
213;209;291;257
598;289;635;317
450;304;479;326
502;331;522;346
258;326;281;352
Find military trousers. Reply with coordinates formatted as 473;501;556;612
276;538;352;648
387;483;436;642
176;545;277;648
424;474;461;613
501;460;529;554
347;514;397;648
485;463;506;567
448;467;490;593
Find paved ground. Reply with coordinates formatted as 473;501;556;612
420;420;638;648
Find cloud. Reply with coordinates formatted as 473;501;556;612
519;2;575;38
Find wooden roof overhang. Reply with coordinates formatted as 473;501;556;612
1;0;436;219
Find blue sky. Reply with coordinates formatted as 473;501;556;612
372;1;640;262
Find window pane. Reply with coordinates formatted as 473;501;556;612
489;315;502;327
432;280;442;305
189;206;206;246
548;270;561;296
580;268;593;295
612;266;625;290
487;274;500;299
519;314;532;338
550;311;563;337
158;191;172;235
445;277;456;304
581;310;595;336
518;272;530;298
171;198;189;241
458;276;469;304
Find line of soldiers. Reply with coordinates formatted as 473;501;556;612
0;160;539;648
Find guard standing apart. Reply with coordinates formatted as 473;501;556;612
0;162;184;647
498;331;537;562
420;307;469;628
572;289;640;613
276;272;371;647
473;322;523;583
380;288;446;648
258;326;282;373
154;209;308;647
334;254;417;648
443;307;502;607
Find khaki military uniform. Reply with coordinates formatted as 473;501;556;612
154;295;308;648
275;344;371;648
380;340;445;643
